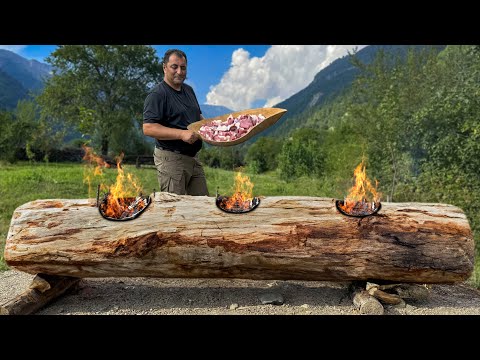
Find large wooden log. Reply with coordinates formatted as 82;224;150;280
5;193;474;283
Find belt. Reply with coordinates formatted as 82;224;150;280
156;146;192;157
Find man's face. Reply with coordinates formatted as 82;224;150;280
163;54;187;87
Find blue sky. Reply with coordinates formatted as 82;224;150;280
0;45;366;110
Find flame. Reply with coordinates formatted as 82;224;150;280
223;171;255;210
102;153;144;218
82;146;145;218
82;145;111;172
340;159;381;214
82;145;111;197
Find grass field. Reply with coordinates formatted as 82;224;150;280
1;161;478;288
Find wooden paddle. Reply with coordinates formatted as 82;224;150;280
188;107;287;146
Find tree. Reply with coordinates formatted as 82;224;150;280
15;99;67;162
198;146;245;170
245;136;282;173
278;127;326;180
412;45;480;233
0;110;18;162
37;45;161;155
347;47;440;201
0;101;42;163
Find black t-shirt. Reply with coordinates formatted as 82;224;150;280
143;81;202;156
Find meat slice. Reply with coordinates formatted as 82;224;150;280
198;113;266;142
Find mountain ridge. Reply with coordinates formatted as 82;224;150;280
0;49;52;109
256;45;446;141
0;49;234;118
200;104;233;119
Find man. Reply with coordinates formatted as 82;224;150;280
143;49;209;196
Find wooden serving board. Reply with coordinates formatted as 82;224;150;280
188;107;287;146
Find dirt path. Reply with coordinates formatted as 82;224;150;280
2;270;480;315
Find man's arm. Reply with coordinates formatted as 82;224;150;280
143;122;199;144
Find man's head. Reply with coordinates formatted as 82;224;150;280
162;49;187;90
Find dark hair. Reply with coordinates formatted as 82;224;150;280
162;49;187;65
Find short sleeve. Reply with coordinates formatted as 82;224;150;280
143;91;164;124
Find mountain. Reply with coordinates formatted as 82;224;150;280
0;69;28;109
200;104;233;119
256;45;446;141
0;48;232;118
0;49;52;110
0;49;51;89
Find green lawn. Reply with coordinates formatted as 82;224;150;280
1;161;478;288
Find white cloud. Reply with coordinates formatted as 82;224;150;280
206;45;366;110
0;45;27;53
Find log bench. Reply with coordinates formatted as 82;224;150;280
5;193;474;282
3;193;475;314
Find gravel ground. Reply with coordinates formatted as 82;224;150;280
2;269;480;315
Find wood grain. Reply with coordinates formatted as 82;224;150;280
5;193;474;283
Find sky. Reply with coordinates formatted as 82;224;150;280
0;45;366;110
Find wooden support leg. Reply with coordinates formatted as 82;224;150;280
0;273;80;315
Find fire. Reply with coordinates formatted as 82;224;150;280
82;145;111;172
82;146;145;218
223;171;255;210
101;153;144;218
82;145;111;197
340;159;381;215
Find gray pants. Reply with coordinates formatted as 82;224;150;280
153;148;209;196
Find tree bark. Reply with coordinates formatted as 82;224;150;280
5;193;474;283
0;274;80;315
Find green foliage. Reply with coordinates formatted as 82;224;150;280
265;45;480;286
411;46;480;174
244;136;282;174
346;47;441;201
36;45;161;156
198;146;245;170
278;127;326;180
17;99;66;162
409;46;480;270
25;142;35;162
0;102;38;163
0;99;68;163
0;110;17;162
0;69;27;110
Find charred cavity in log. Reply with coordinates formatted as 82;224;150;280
216;195;260;214
335;199;381;218
97;187;152;221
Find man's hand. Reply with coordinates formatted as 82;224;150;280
180;130;200;144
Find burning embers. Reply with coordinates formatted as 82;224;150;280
98;189;151;221
335;199;381;217
336;159;382;217
83;146;151;221
216;171;260;214
216;196;260;214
